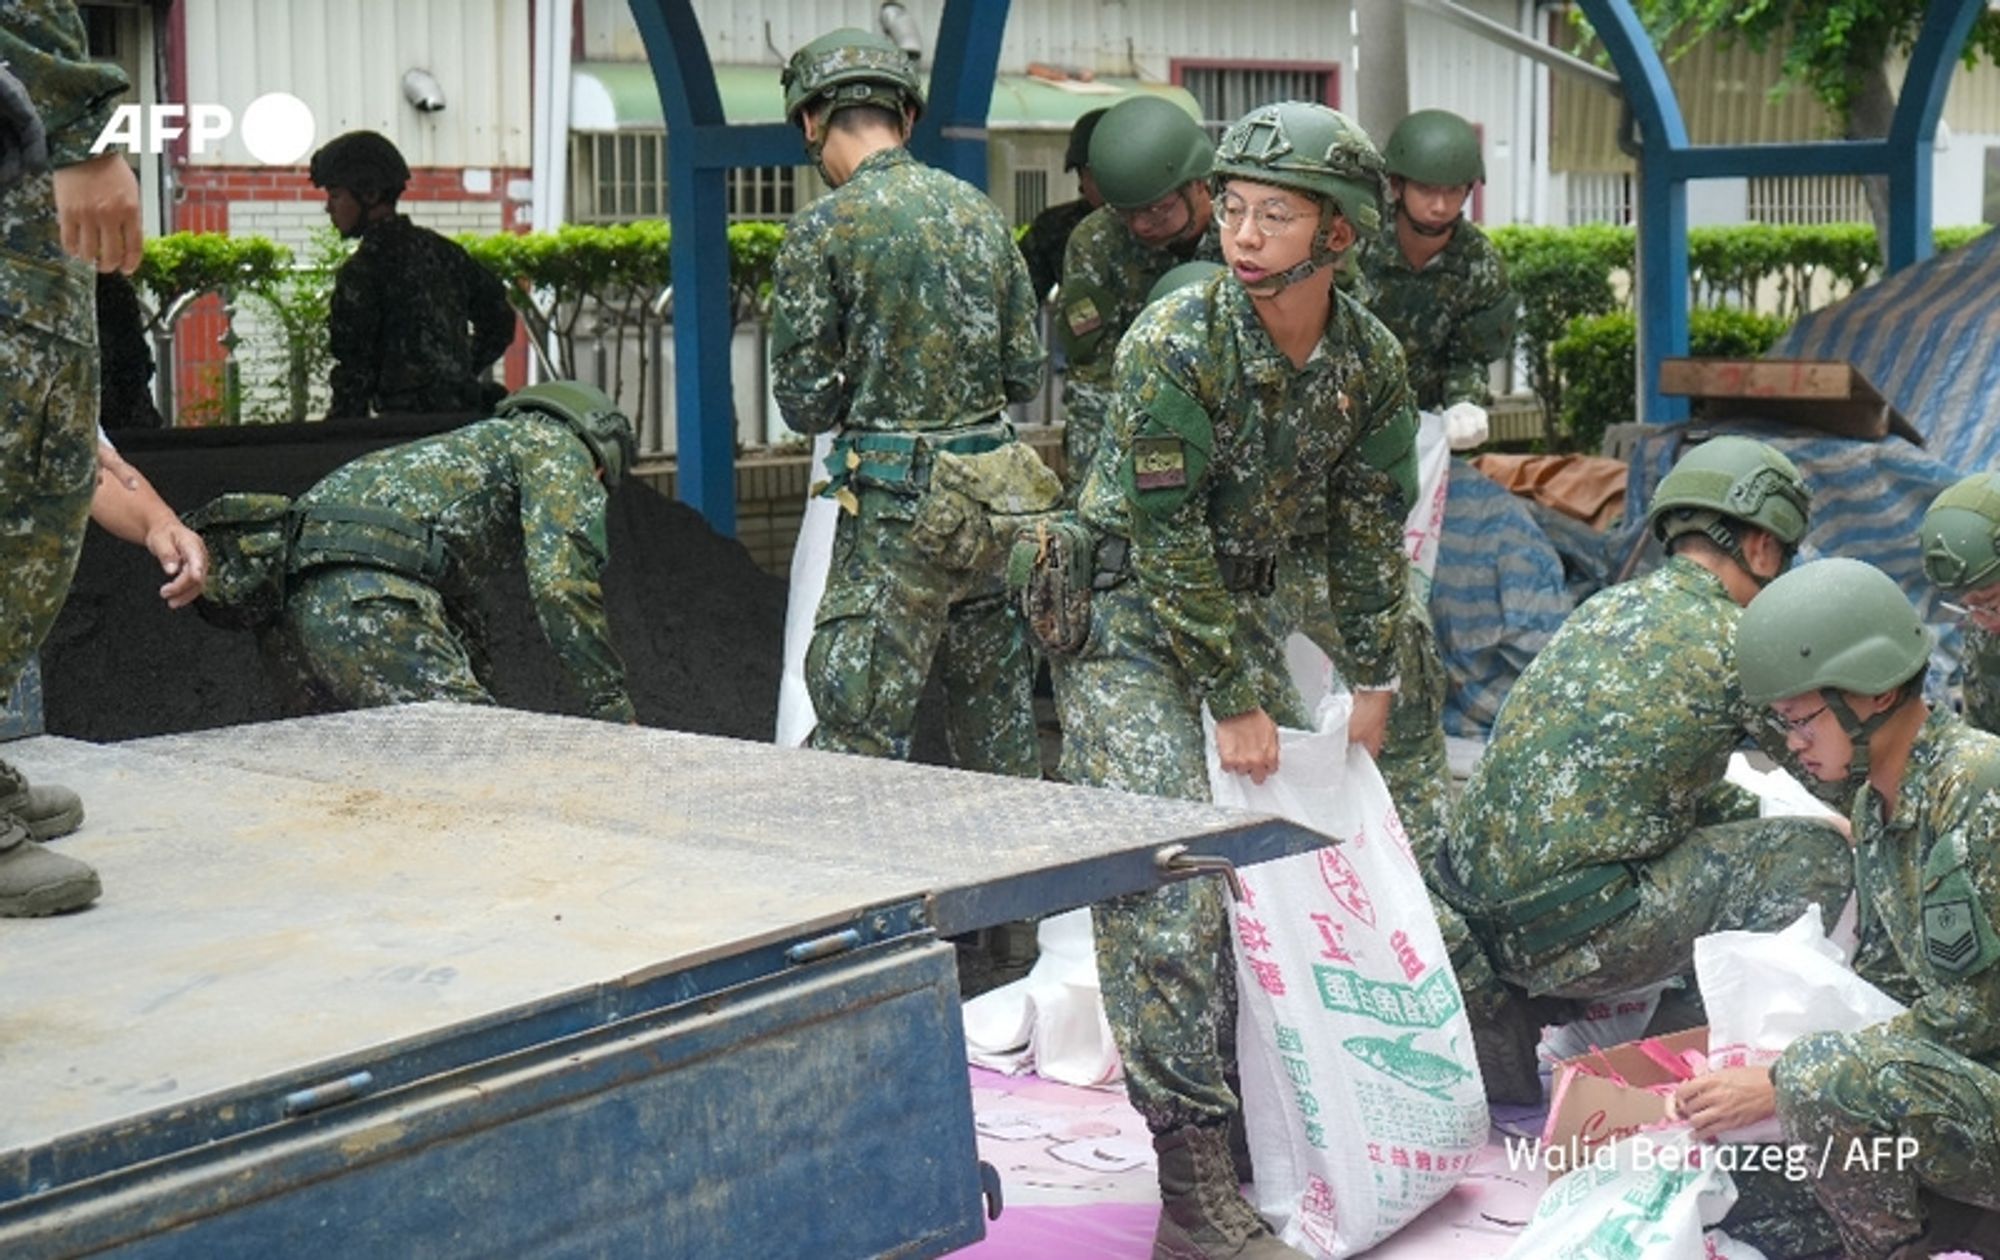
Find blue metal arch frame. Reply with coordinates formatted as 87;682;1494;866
1575;0;1983;426
623;0;1013;535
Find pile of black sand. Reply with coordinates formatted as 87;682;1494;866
43;417;945;756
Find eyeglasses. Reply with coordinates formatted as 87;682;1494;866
1774;703;1829;741
1219;195;1308;238
1940;595;2000;628
1116;191;1188;231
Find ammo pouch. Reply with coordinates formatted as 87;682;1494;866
907;435;1065;572
290;504;449;585
1006;516;1102;655
1435;845;1642;974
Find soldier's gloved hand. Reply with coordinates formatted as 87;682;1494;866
1442;401;1489;452
0;64;48;193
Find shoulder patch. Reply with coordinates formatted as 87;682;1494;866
1056;280;1118;363
1921;865;2000;977
1120;380;1212;519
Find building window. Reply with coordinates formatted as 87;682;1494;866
1014;168;1049;223
1746;175;1869;226
1565;172;1633;226
1171;60;1340;140
569;133;808;224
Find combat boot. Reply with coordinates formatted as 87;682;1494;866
0;812;100;917
1151;1124;1308;1260
0;756;84;842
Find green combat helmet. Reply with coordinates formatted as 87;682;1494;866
1088;96;1213;212
1211;100;1384;293
781;28;924;128
308;131;411;199
1146;260;1227;306
184;493;295;631
496;381;637;489
1383;109;1485;187
1737;557;1932;782
1647;436;1811;581
1921;472;2000;595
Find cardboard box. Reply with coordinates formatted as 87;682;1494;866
1539;1026;1708;1179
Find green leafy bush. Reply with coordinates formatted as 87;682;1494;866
1552;306;1791;453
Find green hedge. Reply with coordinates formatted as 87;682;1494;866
1551;306;1792;454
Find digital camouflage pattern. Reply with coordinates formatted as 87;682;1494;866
1449;557;1852;996
1963;623;2000;734
1055;206;1219;491
260;417;634;722
770;146;1046;775
1359;216;1516;410
1016;196;1093;301
1774;709;2000;1259
0;0;126;706
1053;274;1413;1130
327;216;516;419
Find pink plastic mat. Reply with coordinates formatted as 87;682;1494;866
957;1067;1547;1258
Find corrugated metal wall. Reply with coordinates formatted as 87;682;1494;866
1403;0;1526;224
582;0;1354;78
180;0;531;167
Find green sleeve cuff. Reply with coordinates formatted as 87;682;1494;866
1206;670;1262;721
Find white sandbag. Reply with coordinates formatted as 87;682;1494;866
775;433;838;748
962;909;1122;1087
1503;1126;1752;1260
1210;689;1486;1258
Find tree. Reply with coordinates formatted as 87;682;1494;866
1618;0;2000;254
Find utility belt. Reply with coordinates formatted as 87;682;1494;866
1433;844;1642;974
817;418;1016;508
1011;529;1280;656
289;504;450;586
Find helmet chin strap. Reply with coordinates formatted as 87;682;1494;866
1824;688;1905;789
1398;200;1460;239
1240;206;1341;297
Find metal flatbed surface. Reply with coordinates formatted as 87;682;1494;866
0;704;1326;1159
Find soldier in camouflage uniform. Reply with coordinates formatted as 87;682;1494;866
188;383;636;724
1920;472;2000;734
1441;439;1853;1068
0;0;142;916
770;29;1052;776
1056;96;1220;497
311;131;517;420
1049;102;1414;1260
1723;559;2000;1260
1016;108;1105;302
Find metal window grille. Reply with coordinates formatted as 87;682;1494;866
1565;172;1633;226
1177;65;1336;140
1014;168;1049;223
1745;175;1869;225
569;134;807;224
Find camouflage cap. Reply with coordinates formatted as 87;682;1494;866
1212;101;1385;235
782;28;925;127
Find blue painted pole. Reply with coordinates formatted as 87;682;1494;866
628;0;740;536
915;0;1012;189
1885;0;1982;273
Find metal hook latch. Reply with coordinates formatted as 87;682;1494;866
1154;844;1245;902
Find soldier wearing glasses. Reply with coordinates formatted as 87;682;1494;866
1049;101;1415;1260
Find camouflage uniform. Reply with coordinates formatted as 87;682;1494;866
1016;196;1093;302
1772;709;2000;1259
1358;216;1516;411
261;417;635;722
771;147;1046;774
0;2;124;705
1056;208;1219;491
1445;557;1853;1000
1962;624;2000;734
1052;273;1413;1131
327;216;516;419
